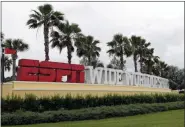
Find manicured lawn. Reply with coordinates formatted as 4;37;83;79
4;109;184;127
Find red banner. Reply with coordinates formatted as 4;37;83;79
4;48;16;54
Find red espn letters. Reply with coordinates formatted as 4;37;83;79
16;59;85;83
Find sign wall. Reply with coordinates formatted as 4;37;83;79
16;59;169;89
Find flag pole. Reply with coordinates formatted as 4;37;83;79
1;47;4;83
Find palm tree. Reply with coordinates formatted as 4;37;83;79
150;59;169;77
128;35;142;72
75;35;101;65
4;56;12;72
143;48;160;74
159;61;168;77
137;39;151;73
107;34;131;70
51;21;81;64
4;39;29;80
27;4;64;61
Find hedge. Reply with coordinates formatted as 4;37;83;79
2;101;184;126
2;93;184;112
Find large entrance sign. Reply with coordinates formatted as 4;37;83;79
16;59;169;89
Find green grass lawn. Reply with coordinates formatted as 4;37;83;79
4;109;184;127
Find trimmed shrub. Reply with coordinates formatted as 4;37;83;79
1;101;184;126
2;94;23;112
22;94;39;112
2;93;184;112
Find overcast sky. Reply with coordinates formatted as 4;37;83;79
2;2;184;77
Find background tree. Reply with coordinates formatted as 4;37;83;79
175;68;184;90
27;4;64;61
75;35;101;65
91;58;104;68
177;69;185;89
79;57;89;66
107;34;131;70
163;65;184;90
79;57;104;68
51;21;81;64
107;64;114;69
4;39;29;80
107;56;126;70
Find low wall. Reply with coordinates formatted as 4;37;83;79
2;81;171;98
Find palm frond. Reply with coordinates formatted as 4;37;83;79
107;49;115;55
19;43;29;52
71;23;81;33
76;49;85;57
51;39;59;48
39;4;53;15
29;14;41;21
26;19;38;29
113;34;123;44
31;10;42;17
58;42;67;53
93;40;100;45
26;19;37;25
94;46;101;52
51;31;60;38
107;41;116;47
53;11;64;20
144;42;151;47
4;39;13;48
12;39;29;52
122;36;129;44
86;36;93;44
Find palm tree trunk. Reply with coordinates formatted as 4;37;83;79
140;61;142;73
148;66;152;74
88;56;91;66
44;24;49;61
133;55;138;72
120;55;124;70
67;46;72;64
11;54;17;80
140;56;143;73
147;62;152;75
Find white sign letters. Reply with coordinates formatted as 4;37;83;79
85;66;169;89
